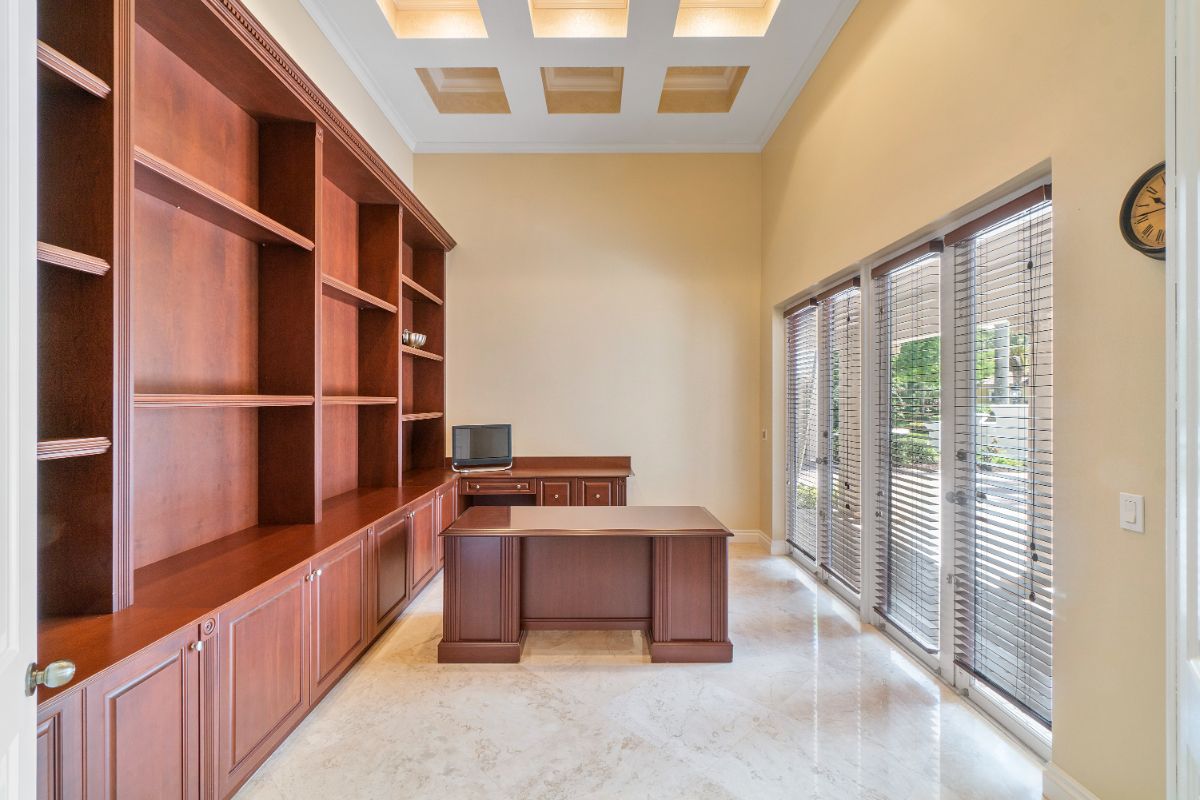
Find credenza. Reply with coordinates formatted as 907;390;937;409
35;458;631;799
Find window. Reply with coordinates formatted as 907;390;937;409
821;286;863;594
873;246;942;653
785;305;820;558
949;188;1054;729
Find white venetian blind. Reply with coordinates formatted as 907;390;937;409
820;285;862;593
873;248;942;652
950;187;1054;728
785;304;820;558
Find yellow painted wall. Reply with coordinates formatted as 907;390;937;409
760;1;1165;797
244;0;414;184
413;154;763;531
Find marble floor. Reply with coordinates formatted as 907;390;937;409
236;543;1044;800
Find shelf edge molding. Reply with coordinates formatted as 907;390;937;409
134;394;316;408
400;274;443;306
37;241;111;276
322;396;399;406
321;275;398;313
133;147;315;250
400;345;443;362
37;40;111;99
400;412;443;422
37;436;113;461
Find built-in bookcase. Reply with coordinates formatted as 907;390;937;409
35;0;453;618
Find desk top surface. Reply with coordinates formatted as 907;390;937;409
445;505;732;537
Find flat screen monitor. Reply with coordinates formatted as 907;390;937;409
451;424;512;469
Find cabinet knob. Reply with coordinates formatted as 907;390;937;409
315;568;323;577
472;484;479;490
304;573;314;582
553;494;560;500
190;641;204;653
25;660;76;696
594;493;601;500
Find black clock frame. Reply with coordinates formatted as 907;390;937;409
1119;160;1167;260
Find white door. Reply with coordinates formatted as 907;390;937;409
1171;0;1200;796
0;0;39;797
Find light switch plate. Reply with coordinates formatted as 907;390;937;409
1119;492;1144;533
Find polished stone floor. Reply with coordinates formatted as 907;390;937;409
236;543;1043;799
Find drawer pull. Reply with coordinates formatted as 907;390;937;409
553;494;560;500
594;493;601;500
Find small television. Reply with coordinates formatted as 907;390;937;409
451;424;513;471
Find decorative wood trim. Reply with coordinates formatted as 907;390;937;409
711;536;727;642
133;147;315;250
36;40;111;98
870;239;944;279
400;344;443;362
321;274;397;313
652;537;670;643
501;537;521;642
944;184;1053;245
115;0;135;612
37;436;112;461
322;395;398;406
400;274;443;305
400;411;443;421
203;0;455;250
522;618;651;631
648;640;733;663
36;241;111;275
134;394;315;408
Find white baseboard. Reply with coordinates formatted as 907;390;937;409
1043;763;1100;800
730;530;789;555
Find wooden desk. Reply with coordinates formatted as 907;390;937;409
438;506;733;664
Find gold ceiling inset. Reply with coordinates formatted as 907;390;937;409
528;0;628;38
657;66;749;113
376;0;487;39
674;0;780;38
416;67;511;113
540;67;624;114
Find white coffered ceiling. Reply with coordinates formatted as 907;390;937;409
298;0;858;152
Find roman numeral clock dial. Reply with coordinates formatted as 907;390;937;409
1120;161;1167;260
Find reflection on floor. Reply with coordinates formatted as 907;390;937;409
236;543;1043;799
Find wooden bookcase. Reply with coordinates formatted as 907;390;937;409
35;0;454;619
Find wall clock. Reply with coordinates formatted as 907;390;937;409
1119;161;1166;260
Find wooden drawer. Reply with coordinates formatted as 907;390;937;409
461;478;535;496
538;480;573;506
580;479;617;506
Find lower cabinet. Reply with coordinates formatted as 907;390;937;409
83;625;206;800
310;532;368;701
410;496;437;593
370;511;410;636
36;689;83;800
217;565;309;798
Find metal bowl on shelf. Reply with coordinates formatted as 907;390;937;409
403;329;428;349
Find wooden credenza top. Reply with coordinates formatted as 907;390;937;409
450;456;633;479
445;505;731;537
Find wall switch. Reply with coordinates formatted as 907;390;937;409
1119;493;1144;533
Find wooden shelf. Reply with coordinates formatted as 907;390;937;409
400;412;443;422
37;241;110;276
401;275;443;306
37;436;112;461
134;394;315;408
400;345;443;362
133;147;315;250
321;275;397;313
322;396;398;406
37;41;111;99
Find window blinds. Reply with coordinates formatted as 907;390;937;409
821;287;862;593
874;253;942;652
951;192;1054;728
785;305;820;558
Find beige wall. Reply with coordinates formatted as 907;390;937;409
760;1;1165;798
243;0;414;185
414;154;762;531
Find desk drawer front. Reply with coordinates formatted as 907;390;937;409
538;480;573;506
580;479;616;506
462;478;535;496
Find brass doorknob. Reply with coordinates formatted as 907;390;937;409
25;660;76;696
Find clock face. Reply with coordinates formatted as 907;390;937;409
1120;162;1167;259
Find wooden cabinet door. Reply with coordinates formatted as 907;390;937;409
436;483;458;565
217;566;309;798
84;627;203;800
410;497;437;593
539;480;572;507
370;513;410;635
37;690;83;800
580;479;616;506
310;532;368;701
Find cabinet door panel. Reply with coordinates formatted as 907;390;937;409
84;629;200;800
218;567;308;797
312;533;367;699
410;498;437;592
580;479;615;506
372;516;409;633
539;480;572;507
36;690;83;800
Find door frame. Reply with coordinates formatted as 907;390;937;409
0;0;40;796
